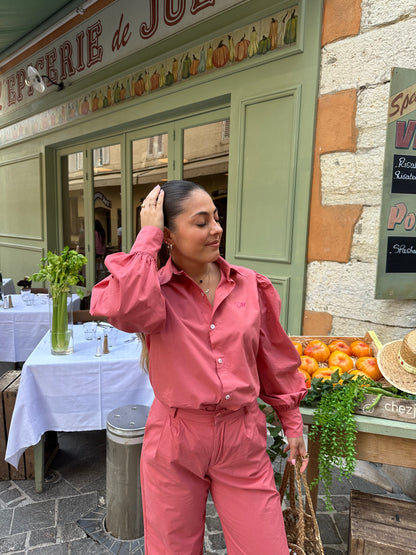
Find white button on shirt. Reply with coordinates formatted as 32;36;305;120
210;324;215;329
225;394;230;400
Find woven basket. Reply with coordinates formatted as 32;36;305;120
279;460;324;555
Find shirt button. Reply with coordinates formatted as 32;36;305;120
218;358;223;364
225;394;230;400
210;324;215;329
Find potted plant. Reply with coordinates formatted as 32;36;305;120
30;247;87;355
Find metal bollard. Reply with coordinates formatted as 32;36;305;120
106;404;150;540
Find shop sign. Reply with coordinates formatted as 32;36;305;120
0;5;299;146
376;67;416;298
0;0;247;116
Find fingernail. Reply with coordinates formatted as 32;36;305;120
291;459;296;465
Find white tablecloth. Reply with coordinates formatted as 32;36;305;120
2;279;16;296
6;325;154;469
0;293;80;362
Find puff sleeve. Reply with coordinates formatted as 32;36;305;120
255;273;307;437
90;226;166;334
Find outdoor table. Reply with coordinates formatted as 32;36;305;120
2;279;16;296
300;406;416;511
0;293;80;362
5;324;154;491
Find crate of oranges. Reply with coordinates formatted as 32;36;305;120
290;331;381;389
291;332;416;423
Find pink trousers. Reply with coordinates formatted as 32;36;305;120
141;398;289;554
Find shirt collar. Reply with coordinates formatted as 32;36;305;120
159;256;246;285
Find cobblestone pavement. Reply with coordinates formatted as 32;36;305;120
0;430;414;554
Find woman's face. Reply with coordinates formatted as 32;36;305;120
166;189;223;267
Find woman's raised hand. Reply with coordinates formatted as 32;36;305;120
140;185;165;230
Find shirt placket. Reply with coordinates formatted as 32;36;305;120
209;278;236;406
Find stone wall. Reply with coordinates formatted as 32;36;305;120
304;0;416;343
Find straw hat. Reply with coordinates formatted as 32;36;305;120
377;330;416;394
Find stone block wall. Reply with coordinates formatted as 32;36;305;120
304;0;416;343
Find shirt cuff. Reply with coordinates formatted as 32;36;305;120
275;406;304;437
131;226;164;258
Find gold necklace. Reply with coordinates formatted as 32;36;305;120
198;266;211;294
203;268;211;295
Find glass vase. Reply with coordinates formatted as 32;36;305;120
49;289;74;355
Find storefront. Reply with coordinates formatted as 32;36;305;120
0;0;323;333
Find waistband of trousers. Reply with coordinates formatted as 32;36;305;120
153;398;257;421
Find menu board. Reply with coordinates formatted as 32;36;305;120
376;67;416;298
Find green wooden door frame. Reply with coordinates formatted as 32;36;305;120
57;134;126;290
225;1;322;333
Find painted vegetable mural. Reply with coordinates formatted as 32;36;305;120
3;6;299;145
248;27;258;57
235;35;250;62
284;9;298;44
212;40;230;68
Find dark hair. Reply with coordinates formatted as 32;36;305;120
161;180;206;230
95;219;105;241
157;180;206;268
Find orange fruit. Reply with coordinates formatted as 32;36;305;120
327;350;354;372
349;369;371;382
292;341;303;356
356;356;382;381
299;355;319;376
328;365;344;374
298;368;311;388
311;368;334;382
350;340;372;358
303;340;330;363
328;340;352;356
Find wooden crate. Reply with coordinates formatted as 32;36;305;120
349;490;416;554
290;331;380;354
290;331;416;424
354;394;416;424
0;371;58;480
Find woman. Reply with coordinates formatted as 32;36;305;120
90;180;308;554
94;219;106;257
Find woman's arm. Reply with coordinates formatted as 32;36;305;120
255;273;308;466
90;186;166;333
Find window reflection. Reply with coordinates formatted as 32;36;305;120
183;120;229;257
132;134;168;236
93;144;121;282
63;152;85;255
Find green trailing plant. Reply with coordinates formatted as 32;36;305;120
30;247;87;352
301;370;415;511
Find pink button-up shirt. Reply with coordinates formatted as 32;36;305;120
90;226;306;437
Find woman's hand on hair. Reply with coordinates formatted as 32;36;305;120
140;185;165;230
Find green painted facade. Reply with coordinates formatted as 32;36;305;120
0;0;323;333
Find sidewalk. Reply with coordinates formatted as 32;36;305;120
0;429;414;554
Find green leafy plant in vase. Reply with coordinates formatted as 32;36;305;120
30;247;87;355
